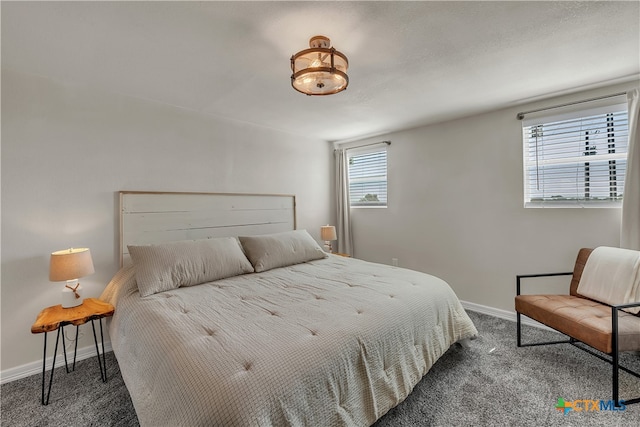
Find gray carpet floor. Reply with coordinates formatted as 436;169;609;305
2;311;639;426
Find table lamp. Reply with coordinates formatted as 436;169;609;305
49;248;95;308
320;225;337;253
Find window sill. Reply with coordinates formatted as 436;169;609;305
525;201;622;209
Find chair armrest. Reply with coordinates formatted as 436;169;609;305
516;272;573;295
612;301;640;311
612;301;640;353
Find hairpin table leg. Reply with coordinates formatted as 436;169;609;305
91;318;107;382
72;325;79;371
41;328;61;405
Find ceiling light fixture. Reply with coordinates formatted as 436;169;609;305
290;35;349;96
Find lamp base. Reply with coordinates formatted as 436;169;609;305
61;281;82;308
323;241;333;253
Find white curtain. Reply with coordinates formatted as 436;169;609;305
621;89;640;250
335;148;353;255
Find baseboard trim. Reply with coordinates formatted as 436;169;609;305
460;300;556;332
0;341;113;385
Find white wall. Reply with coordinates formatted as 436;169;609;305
1;69;333;373
347;82;637;313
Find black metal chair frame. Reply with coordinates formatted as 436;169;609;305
516;272;640;407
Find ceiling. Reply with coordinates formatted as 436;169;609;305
2;1;639;142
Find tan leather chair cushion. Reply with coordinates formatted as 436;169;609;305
516;294;640;353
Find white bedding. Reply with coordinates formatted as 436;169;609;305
103;255;477;426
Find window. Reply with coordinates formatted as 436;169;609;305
522;98;628;207
348;147;387;207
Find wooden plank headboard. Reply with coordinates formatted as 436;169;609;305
120;191;296;266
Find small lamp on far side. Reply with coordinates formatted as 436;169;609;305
49;248;95;308
320;225;337;253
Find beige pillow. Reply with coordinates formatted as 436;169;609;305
129;237;254;297
239;229;328;273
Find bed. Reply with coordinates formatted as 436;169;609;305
101;191;477;426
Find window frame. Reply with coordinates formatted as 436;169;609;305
521;99;628;208
347;146;388;208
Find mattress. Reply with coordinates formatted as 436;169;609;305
102;255;477;426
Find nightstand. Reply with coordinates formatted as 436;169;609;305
334;253;351;257
31;298;114;405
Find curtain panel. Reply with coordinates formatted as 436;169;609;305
621;89;640;250
335;148;353;255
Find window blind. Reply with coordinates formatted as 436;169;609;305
522;101;628;207
348;148;387;207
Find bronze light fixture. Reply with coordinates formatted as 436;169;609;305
290;35;349;96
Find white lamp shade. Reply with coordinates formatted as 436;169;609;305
49;248;95;282
320;225;337;241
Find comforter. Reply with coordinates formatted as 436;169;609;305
102;255;477;426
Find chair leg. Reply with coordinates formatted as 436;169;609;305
517;312;522;347
612;306;620;407
613;348;620;407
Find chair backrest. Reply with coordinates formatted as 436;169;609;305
570;248;594;297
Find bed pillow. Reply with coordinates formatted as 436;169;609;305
239;229;328;273
128;237;254;297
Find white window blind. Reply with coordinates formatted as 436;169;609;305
522;99;628;208
348;148;387;207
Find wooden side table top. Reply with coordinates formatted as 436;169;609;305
334;253;351;257
31;298;114;334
